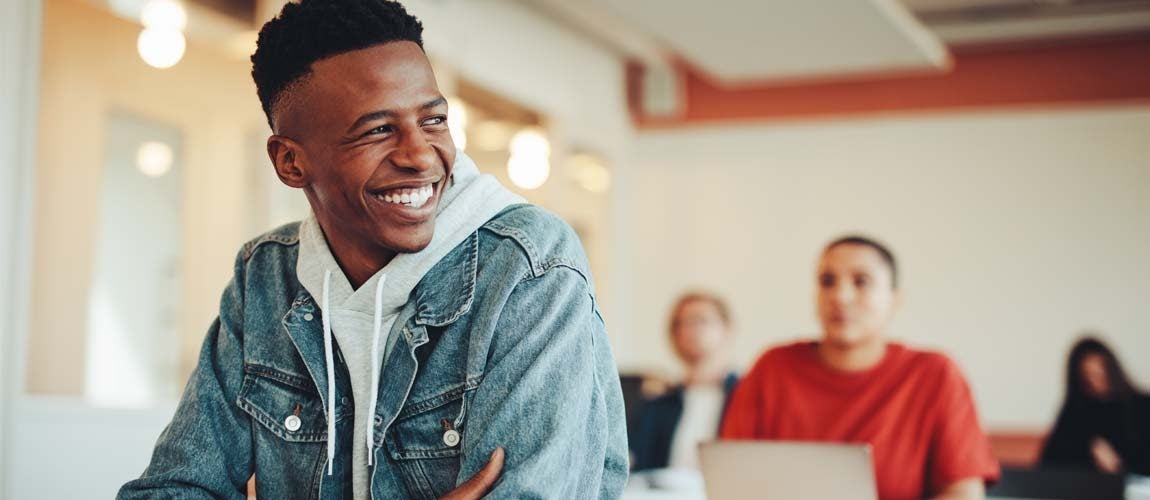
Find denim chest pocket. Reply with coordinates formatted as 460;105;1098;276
237;364;331;442
385;382;478;460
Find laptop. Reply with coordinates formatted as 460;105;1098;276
698;440;878;500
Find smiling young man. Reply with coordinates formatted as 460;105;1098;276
118;1;628;498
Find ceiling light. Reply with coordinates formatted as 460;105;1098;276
507;129;551;190
140;0;186;30
137;28;186;69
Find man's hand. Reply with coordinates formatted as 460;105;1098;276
440;447;504;500
1091;437;1123;474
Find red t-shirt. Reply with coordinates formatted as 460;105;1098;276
720;341;1000;500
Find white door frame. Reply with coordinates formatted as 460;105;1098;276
0;0;42;494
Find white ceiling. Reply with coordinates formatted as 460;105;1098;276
581;0;950;85
904;0;1150;44
521;0;1150;85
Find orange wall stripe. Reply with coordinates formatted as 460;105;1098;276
630;36;1150;127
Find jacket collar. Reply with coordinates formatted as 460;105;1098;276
279;291;331;410
408;230;478;328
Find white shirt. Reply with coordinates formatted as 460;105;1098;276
667;384;725;470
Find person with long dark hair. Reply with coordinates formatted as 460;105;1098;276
1041;336;1150;475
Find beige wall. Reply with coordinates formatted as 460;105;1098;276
28;0;266;394
617;106;1150;429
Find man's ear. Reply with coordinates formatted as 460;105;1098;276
268;135;309;188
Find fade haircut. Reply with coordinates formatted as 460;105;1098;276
251;0;425;130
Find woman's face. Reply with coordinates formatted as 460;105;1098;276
671;299;728;366
816;244;899;349
1080;352;1111;399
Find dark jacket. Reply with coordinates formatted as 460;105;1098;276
632;373;739;471
1040;394;1150;475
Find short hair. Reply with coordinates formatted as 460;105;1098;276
824;235;898;289
668;291;732;335
251;0;425;129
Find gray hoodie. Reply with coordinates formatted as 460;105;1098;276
296;152;524;499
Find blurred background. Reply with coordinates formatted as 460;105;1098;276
1;0;1148;497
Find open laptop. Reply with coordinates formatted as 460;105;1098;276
698;441;877;500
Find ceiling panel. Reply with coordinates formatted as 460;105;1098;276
580;0;949;84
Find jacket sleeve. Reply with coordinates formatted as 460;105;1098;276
630;397;665;471
454;265;629;499
117;252;253;499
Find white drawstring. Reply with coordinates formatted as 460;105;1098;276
320;270;388;473
322;270;336;476
366;274;387;466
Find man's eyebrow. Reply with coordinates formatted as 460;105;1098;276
421;96;448;111
346;109;395;135
345;97;448;135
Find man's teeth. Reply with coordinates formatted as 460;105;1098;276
377;185;434;208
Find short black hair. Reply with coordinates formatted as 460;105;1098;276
824;235;898;289
251;0;425;130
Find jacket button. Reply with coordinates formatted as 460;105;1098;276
284;415;302;432
303;313;314;321
443;429;461;447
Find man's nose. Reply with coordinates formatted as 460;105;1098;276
831;282;854;304
392;130;437;172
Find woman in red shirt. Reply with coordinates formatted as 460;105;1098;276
721;236;1000;500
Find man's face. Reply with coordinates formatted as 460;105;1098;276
275;41;456;264
816;244;899;349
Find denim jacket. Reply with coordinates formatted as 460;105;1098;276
118;205;629;499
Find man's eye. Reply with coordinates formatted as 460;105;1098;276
365;125;393;136
423;116;447;127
